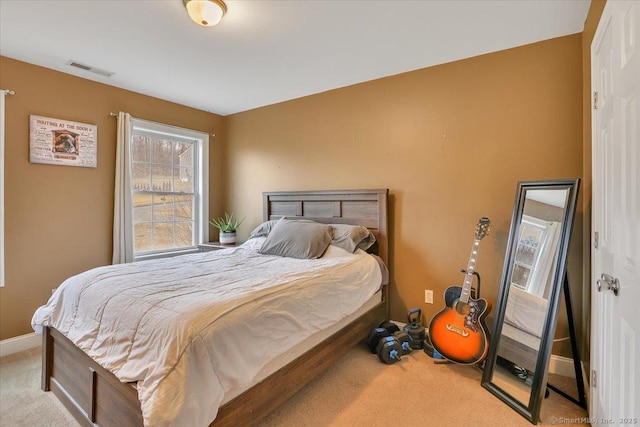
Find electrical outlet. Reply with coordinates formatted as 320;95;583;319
425;289;434;304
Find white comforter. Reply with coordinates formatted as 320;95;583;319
32;238;382;426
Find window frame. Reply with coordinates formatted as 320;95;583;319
511;215;560;298
511;216;546;291
129;119;209;261
0;91;7;287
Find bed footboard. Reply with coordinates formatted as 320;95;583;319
42;326;143;426
42;302;386;427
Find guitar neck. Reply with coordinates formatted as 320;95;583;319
459;238;481;303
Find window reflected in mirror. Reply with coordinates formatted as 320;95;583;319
513;216;561;298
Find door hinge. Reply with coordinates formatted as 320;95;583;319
593;91;598;109
592;369;597;388
594;231;599;249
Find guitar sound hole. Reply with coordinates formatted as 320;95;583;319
453;300;470;316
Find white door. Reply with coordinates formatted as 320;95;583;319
591;1;640;424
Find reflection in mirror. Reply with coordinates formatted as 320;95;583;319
493;190;567;408
481;180;580;424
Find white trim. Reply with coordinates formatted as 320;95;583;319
198;131;210;246
0;332;40;357
134;247;199;262
424;325;576;377
0;90;7;287
548;354;576;377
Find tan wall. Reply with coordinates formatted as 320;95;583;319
1;25;599;349
224;35;585;345
0;57;225;340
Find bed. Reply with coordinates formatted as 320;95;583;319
497;286;548;373
35;189;389;426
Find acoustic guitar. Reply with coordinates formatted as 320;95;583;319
429;217;492;365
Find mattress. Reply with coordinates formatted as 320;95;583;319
222;289;382;403
504;286;548;338
32;237;383;426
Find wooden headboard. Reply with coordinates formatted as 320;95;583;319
262;189;389;266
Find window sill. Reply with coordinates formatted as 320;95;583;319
134;247;200;262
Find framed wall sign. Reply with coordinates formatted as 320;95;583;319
29;115;97;168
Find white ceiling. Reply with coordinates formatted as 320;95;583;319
0;0;590;116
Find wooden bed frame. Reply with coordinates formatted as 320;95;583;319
41;189;389;426
498;334;539;373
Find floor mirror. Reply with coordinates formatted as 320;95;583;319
481;179;580;424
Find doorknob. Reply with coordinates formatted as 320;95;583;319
596;273;619;296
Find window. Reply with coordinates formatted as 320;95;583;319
130;119;208;259
511;220;543;291
511;215;560;297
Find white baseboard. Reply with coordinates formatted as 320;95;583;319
364;322;582;380
0;332;41;357
548;354;576;377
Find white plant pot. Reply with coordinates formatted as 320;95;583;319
219;230;236;245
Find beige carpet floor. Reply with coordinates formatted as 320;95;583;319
0;344;588;426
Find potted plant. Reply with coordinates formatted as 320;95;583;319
209;212;245;245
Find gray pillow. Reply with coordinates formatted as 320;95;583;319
331;224;376;253
258;219;333;259
248;219;281;239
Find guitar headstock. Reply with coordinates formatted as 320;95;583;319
475;217;491;240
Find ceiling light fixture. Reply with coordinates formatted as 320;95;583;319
183;0;227;27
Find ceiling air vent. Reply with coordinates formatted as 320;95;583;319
66;60;115;77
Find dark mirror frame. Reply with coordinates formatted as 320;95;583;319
481;179;580;424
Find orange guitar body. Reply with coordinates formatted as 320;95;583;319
429;285;491;365
428;217;492;365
